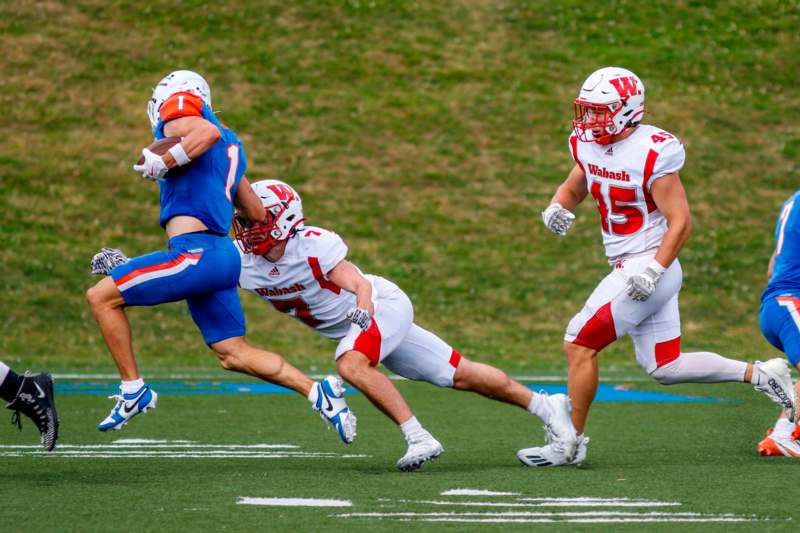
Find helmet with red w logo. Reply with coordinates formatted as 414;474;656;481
572;67;645;145
233;179;306;255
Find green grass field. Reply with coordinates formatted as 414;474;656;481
2;378;799;531
2;0;800;530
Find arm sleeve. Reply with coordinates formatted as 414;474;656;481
159;92;203;122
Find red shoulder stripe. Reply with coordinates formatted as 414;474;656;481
569;135;585;173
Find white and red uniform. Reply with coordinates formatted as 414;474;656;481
564;125;687;373
237;226;462;387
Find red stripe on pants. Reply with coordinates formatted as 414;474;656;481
353;320;382;366
655;336;681;368
449;349;462;368
573;302;617;352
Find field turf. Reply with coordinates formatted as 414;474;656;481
1;377;798;531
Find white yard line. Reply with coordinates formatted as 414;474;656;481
239;497;352;507
0;452;369;459
0;444;300;449
441;489;522;496
403;517;757;524
336;511;747;518
395;499;682;508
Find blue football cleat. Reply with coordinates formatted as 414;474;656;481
98;384;158;432
312;376;357;444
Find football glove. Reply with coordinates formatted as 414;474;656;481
133;148;168;181
626;261;666;302
542;203;576;236
346;307;372;331
91;247;130;275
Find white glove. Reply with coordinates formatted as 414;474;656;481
626;261;666;302
133;148;169;181
542;203;576;236
90;247;130;275
346;307;372;331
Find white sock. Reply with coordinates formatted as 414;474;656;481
307;381;320;405
773;418;795;438
399;416;427;442
0;362;10;385
527;392;553;424
121;378;145;395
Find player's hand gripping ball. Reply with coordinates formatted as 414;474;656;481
133;137;183;182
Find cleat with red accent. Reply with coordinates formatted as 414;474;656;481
758;427;800;458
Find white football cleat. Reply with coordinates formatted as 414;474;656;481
311;376;357;444
758;428;800;458
517;437;575;467
396;432;443;472
753;359;797;422
571;434;590;465
540;393;577;452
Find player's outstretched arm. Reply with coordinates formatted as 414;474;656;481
328;260;374;329
233;176;267;223
542;164;587;235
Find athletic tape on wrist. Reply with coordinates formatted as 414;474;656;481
168;143;191;166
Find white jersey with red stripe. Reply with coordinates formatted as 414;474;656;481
237;226;355;338
569;124;685;258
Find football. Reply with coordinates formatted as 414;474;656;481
136;136;182;165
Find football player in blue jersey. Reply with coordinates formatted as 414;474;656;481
86;71;356;443
758;191;800;457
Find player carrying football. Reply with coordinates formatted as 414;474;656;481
520;67;797;466
757;190;800;457
86;71;355;443
233;179;576;471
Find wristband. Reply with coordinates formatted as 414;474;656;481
647;260;666;275
168;143;191;166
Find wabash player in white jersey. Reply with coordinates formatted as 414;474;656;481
234;179;576;471
518;67;797;467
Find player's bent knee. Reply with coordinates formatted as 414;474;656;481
452;359;475;390
86;277;124;311
336;351;371;380
210;337;247;372
564;342;597;365
649;363;680;385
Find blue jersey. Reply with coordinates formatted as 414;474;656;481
762;190;800;302
154;98;246;235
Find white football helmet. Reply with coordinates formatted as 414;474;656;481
147;70;212;131
233;179;306;255
572;66;645;144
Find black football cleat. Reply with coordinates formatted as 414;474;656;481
6;372;59;451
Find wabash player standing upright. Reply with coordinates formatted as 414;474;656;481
518;67;797;466
85;71;355;441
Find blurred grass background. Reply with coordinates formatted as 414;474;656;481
1;0;798;373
